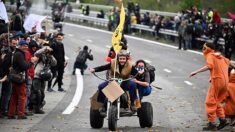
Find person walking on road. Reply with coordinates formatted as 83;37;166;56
190;43;235;131
73;45;93;75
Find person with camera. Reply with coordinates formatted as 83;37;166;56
8;40;38;119
73;45;93;75
0;37;18;117
32;46;57;114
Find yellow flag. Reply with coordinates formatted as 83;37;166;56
112;3;125;53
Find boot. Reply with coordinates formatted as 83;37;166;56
17;116;27;119
134;99;141;109
58;87;65;92
35;108;45;114
203;122;217;131
47;87;55;92
217;118;229;130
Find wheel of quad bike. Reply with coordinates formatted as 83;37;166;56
108;105;118;131
138;102;153;128
90;107;104;128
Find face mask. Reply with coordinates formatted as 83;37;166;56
136;66;144;71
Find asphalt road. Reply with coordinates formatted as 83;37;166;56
30;23;232;131
0;23;233;132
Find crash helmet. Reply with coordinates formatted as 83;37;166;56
117;50;130;60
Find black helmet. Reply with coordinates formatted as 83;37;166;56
39;68;53;81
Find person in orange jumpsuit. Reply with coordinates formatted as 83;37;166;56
190;43;235;131
223;69;235;126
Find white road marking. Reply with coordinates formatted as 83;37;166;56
64;23;178;49
62;69;83;114
86;39;93;43
106;45;111;49
65;56;69;61
164;69;172;73
68;34;74;37
144;59;151;63
184;81;193;86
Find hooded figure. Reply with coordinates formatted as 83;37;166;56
190;43;235;131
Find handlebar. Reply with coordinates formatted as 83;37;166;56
92;72;138;82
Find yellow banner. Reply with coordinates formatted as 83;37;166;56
111;3;125;53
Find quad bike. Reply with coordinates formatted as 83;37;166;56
90;73;153;131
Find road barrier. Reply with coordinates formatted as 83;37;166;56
130;24;225;45
5;4;225;45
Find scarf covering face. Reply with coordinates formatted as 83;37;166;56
203;44;214;59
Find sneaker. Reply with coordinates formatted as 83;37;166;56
217;118;229;130
58;88;65;92
8;116;16;119
203;122;217;131
17;116;27;119
47;88;55;92
25;111;34;116
35;109;45;114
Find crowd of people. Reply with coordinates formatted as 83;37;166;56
0;5;69;119
1;0;235;131
95;3;235;60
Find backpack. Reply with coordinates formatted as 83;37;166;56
76;50;87;64
146;63;155;84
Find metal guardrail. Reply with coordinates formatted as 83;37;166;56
5;4;225;45
81;3;231;21
81;3;177;17
65;13;109;26
6;5;109;27
131;24;225;45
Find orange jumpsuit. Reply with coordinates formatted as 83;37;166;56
223;71;235;116
205;53;230;123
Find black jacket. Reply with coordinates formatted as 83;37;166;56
13;48;33;73
51;41;65;66
0;47;15;77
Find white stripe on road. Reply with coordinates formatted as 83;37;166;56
64;23;177;49
164;69;172;73
106;45;111;49
68;34;74;37
144;59;151;64
65;55;69;61
62;69;83;114
86;39;93;43
184;81;193;86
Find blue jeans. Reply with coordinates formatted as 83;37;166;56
137;84;152;100
0;81;12;113
25;78;32;112
97;80;137;103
